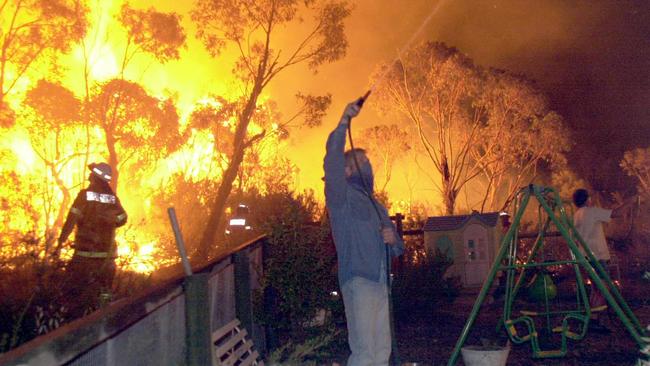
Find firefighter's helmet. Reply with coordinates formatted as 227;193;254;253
88;162;112;182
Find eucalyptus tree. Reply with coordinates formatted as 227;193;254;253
373;42;484;214
356;124;411;194
191;0;351;256
473;69;570;212
87;79;182;190
374;42;570;214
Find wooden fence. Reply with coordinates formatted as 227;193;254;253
0;235;268;366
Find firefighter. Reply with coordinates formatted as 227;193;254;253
58;162;127;320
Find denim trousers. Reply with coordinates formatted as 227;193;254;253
341;276;391;366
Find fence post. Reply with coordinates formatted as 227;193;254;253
184;273;212;366
233;250;260;348
394;213;405;276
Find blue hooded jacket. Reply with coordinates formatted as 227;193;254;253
324;122;404;286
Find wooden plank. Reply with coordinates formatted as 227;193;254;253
211;317;263;366
215;329;248;356
212;319;241;342
221;339;254;365
239;350;260;366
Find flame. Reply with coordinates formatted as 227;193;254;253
4;131;36;173
0;0;246;274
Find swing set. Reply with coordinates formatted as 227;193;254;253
447;185;648;365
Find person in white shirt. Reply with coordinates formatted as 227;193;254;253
572;188;636;332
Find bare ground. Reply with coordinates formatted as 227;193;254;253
325;277;650;366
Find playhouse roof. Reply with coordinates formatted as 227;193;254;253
423;211;500;232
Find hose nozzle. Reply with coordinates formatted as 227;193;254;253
355;90;372;107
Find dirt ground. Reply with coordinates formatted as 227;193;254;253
327;276;650;366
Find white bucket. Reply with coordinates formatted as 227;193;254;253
460;345;510;366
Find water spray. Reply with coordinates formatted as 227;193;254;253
354;0;448;107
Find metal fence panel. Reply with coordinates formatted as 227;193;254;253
68;295;185;366
209;262;236;333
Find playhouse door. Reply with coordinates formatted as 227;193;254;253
463;223;489;286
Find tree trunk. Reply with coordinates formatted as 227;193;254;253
106;132;119;191
443;184;456;215
49;162;71;259
197;86;262;258
441;156;456;215
196;146;245;257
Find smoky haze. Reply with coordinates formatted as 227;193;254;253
279;0;649;197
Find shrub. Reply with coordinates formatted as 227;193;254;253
392;235;460;320
253;190;340;345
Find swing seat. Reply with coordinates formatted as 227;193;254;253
505;316;536;343
534;349;566;358
552;314;589;341
505;316;569;358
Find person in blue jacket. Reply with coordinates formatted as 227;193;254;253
324;100;404;366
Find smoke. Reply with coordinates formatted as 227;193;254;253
282;0;650;198
429;0;650;189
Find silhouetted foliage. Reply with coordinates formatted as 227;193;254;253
252;190;340;343
0;0;89;106
191;0;351;256
118;3;187;65
392;235;460;320
87;79;182;189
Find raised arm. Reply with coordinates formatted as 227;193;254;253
323;102;361;207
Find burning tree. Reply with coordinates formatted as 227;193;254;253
621;147;650;199
87;79;182;190
23;80;83;257
0;0;89;127
620;147;650;250
85;3;187;189
191;0;352;256
116;3;187;74
0;0;187;271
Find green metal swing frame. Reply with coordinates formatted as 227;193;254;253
447;185;648;365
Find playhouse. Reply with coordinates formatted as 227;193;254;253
423;211;506;287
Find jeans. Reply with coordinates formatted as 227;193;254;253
341;276;391;366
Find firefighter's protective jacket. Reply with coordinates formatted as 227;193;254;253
59;182;127;254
